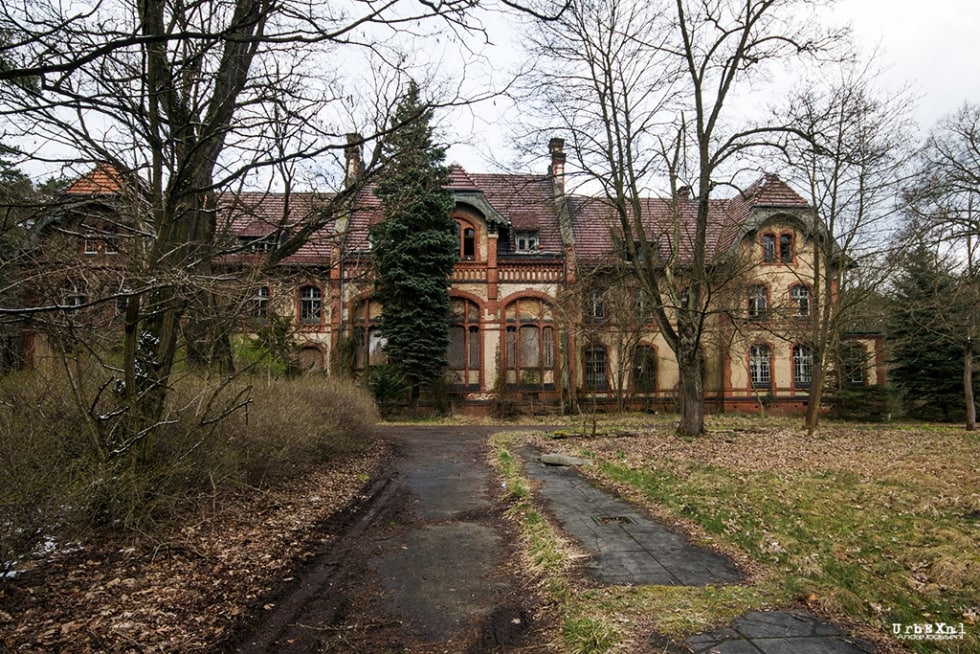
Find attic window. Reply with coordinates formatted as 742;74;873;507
780;233;793;262
515;231;539;253
454;220;477;260
762;234;776;262
239;235;276;253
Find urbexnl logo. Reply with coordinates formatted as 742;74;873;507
892;622;966;641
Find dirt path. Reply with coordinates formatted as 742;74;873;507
225;425;548;653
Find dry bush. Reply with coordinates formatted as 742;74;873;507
232;375;380;484
0;367;378;568
0;370;100;570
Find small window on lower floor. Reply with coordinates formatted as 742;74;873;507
633;345;657;393
793;344;813;387
749;344;771;388
584;345;607;390
299;285;321;323
251;286;270;320
841;345;866;386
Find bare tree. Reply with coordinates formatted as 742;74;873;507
0;0;499;461
523;0;839;435
905;104;980;430
779;56;915;434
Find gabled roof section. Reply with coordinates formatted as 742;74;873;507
220;190;334;265
447;164;479;190
449;165;509;227
468;172;564;254
572;174;812;266
740;174;809;208
65;163;127;195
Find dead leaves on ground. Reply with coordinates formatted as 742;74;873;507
1;441;389;653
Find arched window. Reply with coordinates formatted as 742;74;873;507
299;285;321;324
793;344;813;387
297;345;324;370
762;233;776;262
454;220;477;260
633;345;657;393
779;233;794;262
448;297;481;387
503;296;556;387
791;285;810;317
749;344;771;388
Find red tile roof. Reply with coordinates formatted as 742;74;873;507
65;163;127;195
569;176;808;265
219;191;334;265
65;163;809;267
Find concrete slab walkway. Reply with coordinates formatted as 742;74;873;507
521;445;741;586
685;610;875;653
520;446;878;653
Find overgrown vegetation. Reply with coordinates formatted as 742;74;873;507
0;369;377;572
494;416;979;653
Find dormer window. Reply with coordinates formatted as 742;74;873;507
515;231;539;253
239;235;276;253
780;234;794;262
762;234;776;262
454;219;478;261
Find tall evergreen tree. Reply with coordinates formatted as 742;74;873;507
887;243;976;421
371;82;457;414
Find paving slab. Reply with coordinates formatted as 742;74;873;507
519;445;742;586
685;610;876;653
520;446;877;653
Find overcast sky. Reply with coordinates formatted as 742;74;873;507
836;0;978;128
444;0;980;173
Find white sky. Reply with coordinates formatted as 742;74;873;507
442;0;980;174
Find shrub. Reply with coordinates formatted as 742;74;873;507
236;375;379;483
0;367;378;568
824;385;891;422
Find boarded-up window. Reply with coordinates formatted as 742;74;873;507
542;327;554;368
520;325;539;368
468;326;480;369
448;325;465;369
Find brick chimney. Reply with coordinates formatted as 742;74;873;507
548;137;566;197
344;133;362;187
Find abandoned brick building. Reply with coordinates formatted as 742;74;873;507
27;139;884;414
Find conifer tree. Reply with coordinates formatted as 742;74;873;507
887;244;975;421
371;82;457;414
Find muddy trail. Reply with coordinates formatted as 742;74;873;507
224;425;548;653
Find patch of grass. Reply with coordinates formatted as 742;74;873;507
495;416;978;652
563;614;621;654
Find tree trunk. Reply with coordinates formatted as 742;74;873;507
805;349;825;437
966;338;976;431
410;381;421;419
677;339;704;436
